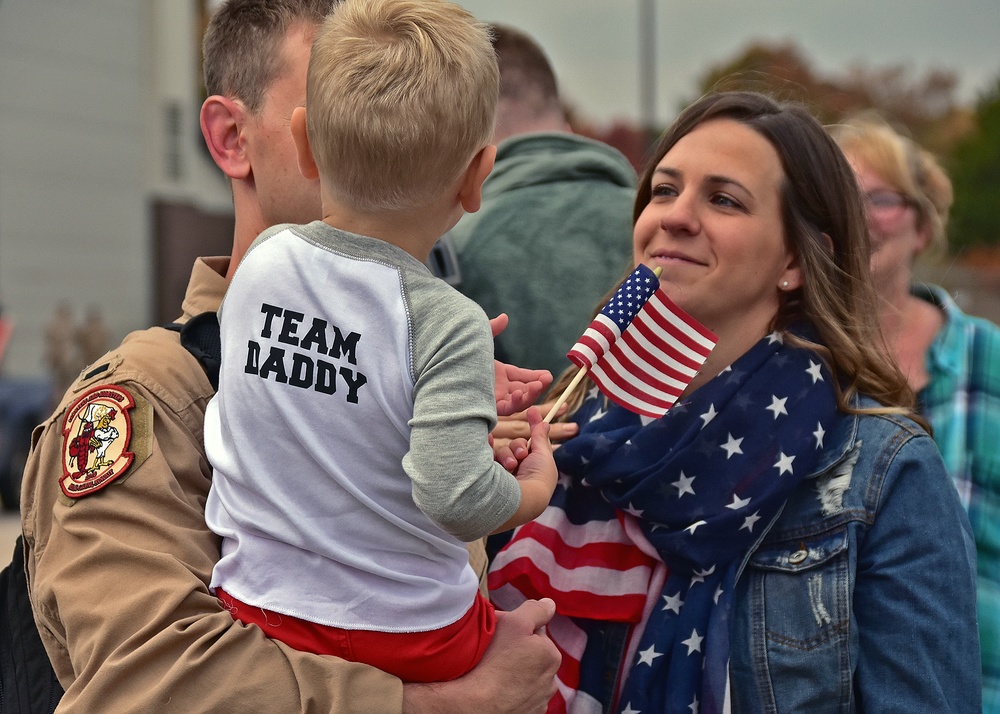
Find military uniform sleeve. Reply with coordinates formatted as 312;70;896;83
20;330;404;713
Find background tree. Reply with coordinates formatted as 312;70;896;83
949;76;1000;252
689;41;966;154
686;41;1000;253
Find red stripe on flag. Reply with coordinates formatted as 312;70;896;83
642;293;716;357
568;317;620;369
507;520;655;573
489;562;649;622
589;365;679;415
604;339;690;395
618;329;695;384
630;313;704;373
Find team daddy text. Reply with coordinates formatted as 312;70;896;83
244;303;368;403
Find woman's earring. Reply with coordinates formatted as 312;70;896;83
781;281;789;288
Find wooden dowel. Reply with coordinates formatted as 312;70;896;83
543;366;587;423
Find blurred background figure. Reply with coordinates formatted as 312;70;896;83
44;302;81;406
832;115;1000;711
0;307;12;371
75;305;110;369
449;23;635;378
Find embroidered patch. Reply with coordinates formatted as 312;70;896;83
60;386;137;498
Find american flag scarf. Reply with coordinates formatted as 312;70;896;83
490;330;840;713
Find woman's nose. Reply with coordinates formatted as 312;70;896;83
659;191;700;236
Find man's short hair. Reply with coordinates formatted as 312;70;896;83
490;24;561;119
203;0;336;114
306;0;499;213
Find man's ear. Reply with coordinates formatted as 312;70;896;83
458;144;496;214
200;95;250;180
290;106;320;180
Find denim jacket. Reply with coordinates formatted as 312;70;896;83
729;396;981;713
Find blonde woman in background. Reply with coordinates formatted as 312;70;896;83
832;115;1000;712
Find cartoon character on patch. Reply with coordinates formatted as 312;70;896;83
61;386;136;498
90;404;119;470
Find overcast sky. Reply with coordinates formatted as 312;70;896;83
456;0;1000;127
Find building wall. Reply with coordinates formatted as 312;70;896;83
0;0;232;379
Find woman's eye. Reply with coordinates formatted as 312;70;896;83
651;183;677;198
712;193;742;210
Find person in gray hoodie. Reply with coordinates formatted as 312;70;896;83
449;24;636;378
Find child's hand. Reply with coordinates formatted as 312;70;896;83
492;403;578;452
491;432;528;474
491;408;558;533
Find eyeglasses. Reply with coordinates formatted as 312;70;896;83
863;190;913;218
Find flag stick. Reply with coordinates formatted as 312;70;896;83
543;366;587;424
542;266;662;425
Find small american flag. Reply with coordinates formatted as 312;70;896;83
566;264;717;418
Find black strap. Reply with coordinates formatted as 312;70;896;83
163;312;221;391
0;537;63;714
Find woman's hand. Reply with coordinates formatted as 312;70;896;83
493;402;579;457
489;314;553;416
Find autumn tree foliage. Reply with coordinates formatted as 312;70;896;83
689;42;966;154
689;41;1000;250
949;77;1000;250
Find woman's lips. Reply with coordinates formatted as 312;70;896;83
651;251;706;267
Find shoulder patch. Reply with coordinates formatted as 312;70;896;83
60;385;146;498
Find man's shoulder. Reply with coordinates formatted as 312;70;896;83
51;324;212;422
21;322;214;519
491;132;636;190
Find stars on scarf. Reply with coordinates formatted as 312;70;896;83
682;628;704;655
806;360;824;384
637;645;664;666
814;421;826;449
720;433;744;459
726;493;750;510
689;695;700;714
557;472;573;490
624;503;644;518
695;437;717;459
714;584;724;604
685;520;707;535
662;591;684;614
740;511;762;532
774;451;795;475
699;403;717;428
672;471;696;497
766;395;788;419
621;702;641;714
591;435;618;458
767;331;783;345
724;366;745;385
640;414;657;427
589;406;607;423
690;564;715;584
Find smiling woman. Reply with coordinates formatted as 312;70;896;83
490;91;981;713
632;118;799;383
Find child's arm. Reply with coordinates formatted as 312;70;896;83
405;284;561;542
490;407;557;533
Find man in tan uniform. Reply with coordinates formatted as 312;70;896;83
20;1;561;711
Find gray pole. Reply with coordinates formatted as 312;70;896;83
638;0;656;130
